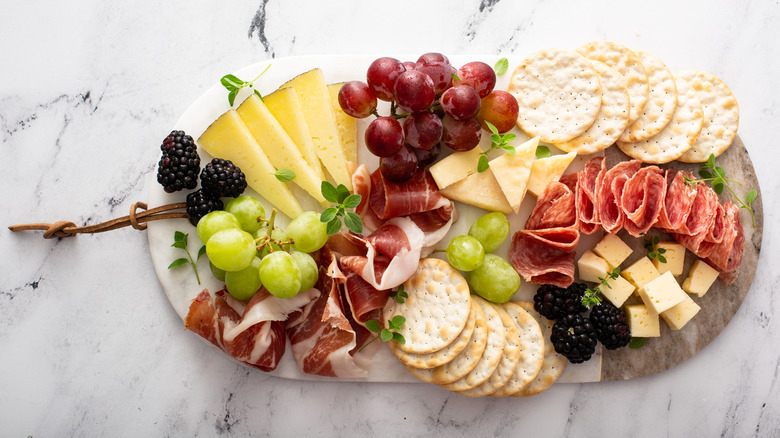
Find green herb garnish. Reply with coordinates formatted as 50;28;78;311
535;145;551;159
390;284;409;304
168;231;205;284
629;337;648;349
220;64;272;106
494;58;509;75
273;169;296;182
477;121;516;172
452;73;461;82
644;236;667;263
683;153;758;227
320;181;363;235
581;267;621;308
361;315;406;351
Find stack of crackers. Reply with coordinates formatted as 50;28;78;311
384;258;567;397
508;41;739;164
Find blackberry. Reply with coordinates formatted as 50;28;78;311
200;158;247;198
186;189;223;226
550;313;598;364
533;283;588;321
157;130;201;193
589;301;631;350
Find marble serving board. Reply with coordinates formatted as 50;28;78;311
147;56;761;384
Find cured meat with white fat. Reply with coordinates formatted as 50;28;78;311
509;227;580;288
576;157;605;234
655;170;697;230
621;166;667;237
596;160;642;234
525;179;578;231
369;167;444;219
341;264;391;324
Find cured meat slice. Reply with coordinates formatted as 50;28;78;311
351;164;383;232
576;157;605;234
509;227;580;288
671;202;725;258
678;182;719;237
705;202;745;284
341;264;391;324
656;170;697;230
621;166;667;237
369;167;444;219
597;160;642;233
525;180;578;231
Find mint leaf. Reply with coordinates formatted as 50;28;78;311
494;58;509;75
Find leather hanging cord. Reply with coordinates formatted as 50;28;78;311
8;202;189;239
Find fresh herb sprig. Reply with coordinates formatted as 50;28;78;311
221;64;272;106
320;181;363;235
683;153;758;227
477;121;517;172
168;231;206;284
360;315;406;351
273;169;296;182
644;236;667;263
494;58;509;75
390;284;408;304
581;267;621;308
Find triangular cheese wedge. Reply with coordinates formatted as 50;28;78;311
429;146;484;190
489;136;539;212
328;83;358;164
526;151;577;197
439;168;513;214
198;110;303;219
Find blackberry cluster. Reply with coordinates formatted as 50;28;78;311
589;301;631;350
200;158;247;198
157;131;200;193
550;314;598;364
533;283;587;321
186;189;224;226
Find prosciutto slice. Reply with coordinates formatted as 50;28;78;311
341;264;391;324
621;166;667;237
369;167;444;219
351;163;384;232
576;157;605;234
509;228;580;288
597;160;642;233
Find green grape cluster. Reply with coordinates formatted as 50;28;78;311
196;195;328;301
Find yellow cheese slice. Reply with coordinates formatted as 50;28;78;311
280;69;352;191
198;110;303;219
236;95;326;205
526;151;577;197
489;136;539;212
429;146;483;190
328;82;358;164
263;87;325;179
439;168;513;214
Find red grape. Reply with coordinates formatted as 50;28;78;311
476;90;520;133
414;142;441;167
394;70;436;112
415;53;456;95
441;115;482;151
403;112;443;150
380;144;418;182
440;85;481;120
401;61;416;71
338;81;377;119
453;62;496;98
365;117;404;157
367;57;406;101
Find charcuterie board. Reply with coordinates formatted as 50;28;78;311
147;55;762;385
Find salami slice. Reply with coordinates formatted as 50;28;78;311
621;166;667;237
597;160;642;233
525;180;578;231
576;157;605;234
509;228;580;288
678;182;719;236
656;170;697;230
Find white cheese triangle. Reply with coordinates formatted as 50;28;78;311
439;168;513;214
489;136;539;213
429;146;484;190
526;151;577;197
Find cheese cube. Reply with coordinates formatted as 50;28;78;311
681;260;720;297
621;257;661;289
652;241;686;276
592;233;633;269
637;271;687;315
429;147;483;190
577;250;609;283
625;304;660;337
661;295;701;330
600;274;636;308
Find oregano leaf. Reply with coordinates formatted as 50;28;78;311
344;211;363;234
365;319;380;333
477;155;489;173
535;145;551;159
485;121;499;135
380;329;393;342
494;58;509;75
273;169;296;182
228;88;239;106
391;315;406;328
392;332;406;344
321;181;340;203
197;245;206;261
320;207;338;223
629;337;648;349
326;218;342;235
343;193;362;209
746;189;757;205
336;184;351;203
171;240;186;250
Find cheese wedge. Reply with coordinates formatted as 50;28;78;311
197;110;303;219
526;151;577;197
489;136;539;212
280;69;352;191
439;168;513;214
328;82;358;164
263;87;325;179
429;147;483;190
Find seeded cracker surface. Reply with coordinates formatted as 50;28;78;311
618;51;677;143
490;302;545;397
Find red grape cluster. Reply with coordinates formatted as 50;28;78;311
338;53;520;183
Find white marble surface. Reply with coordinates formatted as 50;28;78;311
1;0;778;436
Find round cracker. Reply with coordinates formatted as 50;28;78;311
403;363;436;383
675;70;739;163
438;297;505;391
512;302;567;397
508;48;602;143
556;60;630;155
490;302;546;397
389;302;476;369
618;51;677;142
456;303;522;397
431;299;488;385
617;76;703;163
576;41;649;126
385;258;471;354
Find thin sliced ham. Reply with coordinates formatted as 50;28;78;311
597;160;642;234
621;166;667;237
352;163;383;233
509;228;580;288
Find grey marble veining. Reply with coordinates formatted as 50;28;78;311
2;0;780;436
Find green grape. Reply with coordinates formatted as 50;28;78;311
467;254;521;303
225;257;263;301
258;228;290;258
287;211;329;253
197;211;240;244
225;196;266;233
468;212;510;253
446;235;485;271
290;251;318;292
259;251;302;298
209;260;226;281
206;228;256;272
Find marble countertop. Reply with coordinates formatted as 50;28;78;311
2;0;778;436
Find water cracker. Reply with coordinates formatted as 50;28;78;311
618;50;677;142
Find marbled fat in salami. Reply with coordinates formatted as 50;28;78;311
576;157;605;234
509;228;580;288
621;166;667;237
655;170;697;231
597;160;642;234
525;180;578;231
